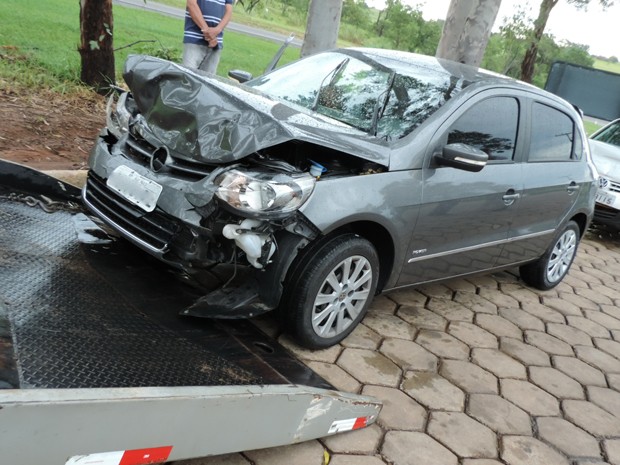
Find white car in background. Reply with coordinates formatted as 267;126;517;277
590;118;620;229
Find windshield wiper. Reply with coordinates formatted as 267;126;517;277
311;58;350;111
370;72;396;137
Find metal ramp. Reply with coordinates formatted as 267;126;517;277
0;160;380;464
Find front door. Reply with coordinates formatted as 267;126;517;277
398;95;523;285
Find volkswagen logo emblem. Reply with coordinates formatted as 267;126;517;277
599;177;609;189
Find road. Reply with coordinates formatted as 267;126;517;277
112;0;303;48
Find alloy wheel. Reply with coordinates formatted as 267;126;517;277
311;255;373;339
545;229;577;284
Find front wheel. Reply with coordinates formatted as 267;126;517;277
519;221;580;290
283;234;379;349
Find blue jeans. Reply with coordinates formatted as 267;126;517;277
182;43;222;75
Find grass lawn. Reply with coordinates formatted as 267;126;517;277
583;120;603;136
0;0;300;92
594;59;620;75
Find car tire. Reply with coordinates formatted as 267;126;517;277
283;234;379;349
519;220;580;290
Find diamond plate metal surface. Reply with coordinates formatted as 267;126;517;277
0;199;265;389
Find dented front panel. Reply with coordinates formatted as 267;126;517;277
122;55;391;166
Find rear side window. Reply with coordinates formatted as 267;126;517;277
447;97;519;161
529;103;575;162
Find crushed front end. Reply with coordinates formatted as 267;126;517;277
83;55;386;319
83;57;322;317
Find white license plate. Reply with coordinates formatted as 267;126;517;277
107;165;162;212
595;191;616;208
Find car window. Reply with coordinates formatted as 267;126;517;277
313;58;392;133
377;74;465;140
446;97;519;161
592;121;620;147
248;53;391;133
247;51;466;140
529;103;575;162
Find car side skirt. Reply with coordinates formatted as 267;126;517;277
406;229;555;264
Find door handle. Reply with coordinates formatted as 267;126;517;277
567;182;579;194
503;189;520;206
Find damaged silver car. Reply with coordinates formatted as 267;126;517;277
84;49;596;348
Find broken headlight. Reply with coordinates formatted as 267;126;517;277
106;92;131;139
215;169;316;217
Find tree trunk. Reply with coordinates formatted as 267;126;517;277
519;0;558;83
436;0;502;67
375;10;384;36
79;0;115;93
301;0;343;57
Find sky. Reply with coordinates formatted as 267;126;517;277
366;0;619;58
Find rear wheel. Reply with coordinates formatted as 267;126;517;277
283;234;379;349
519;221;580;290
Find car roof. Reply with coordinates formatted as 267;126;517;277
343;47;542;93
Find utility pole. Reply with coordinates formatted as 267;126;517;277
301;0;343;58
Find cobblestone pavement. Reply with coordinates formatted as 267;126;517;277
175;228;620;465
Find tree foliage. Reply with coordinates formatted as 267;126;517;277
520;0;612;82
342;0;371;28
481;7;531;75
280;0;310;15
372;0;441;55
482;6;594;87
236;0;262;13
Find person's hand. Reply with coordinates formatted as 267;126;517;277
202;27;217;41
201;28;218;48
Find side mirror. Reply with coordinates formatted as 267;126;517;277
435;143;488;172
228;70;253;83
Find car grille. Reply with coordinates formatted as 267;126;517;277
607;180;620;194
84;173;181;252
125;132;211;180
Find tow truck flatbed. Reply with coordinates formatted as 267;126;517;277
0;160;380;464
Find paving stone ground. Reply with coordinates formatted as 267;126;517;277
174;228;620;465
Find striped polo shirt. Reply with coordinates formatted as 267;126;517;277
184;0;233;48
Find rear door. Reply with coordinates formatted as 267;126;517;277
398;92;524;285
498;100;588;265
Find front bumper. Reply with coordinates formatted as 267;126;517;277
83;132;224;269
82;131;313;318
594;181;620;229
594;203;620;229
83;173;196;263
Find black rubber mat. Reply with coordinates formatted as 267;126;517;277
0;169;330;390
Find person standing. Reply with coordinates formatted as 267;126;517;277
183;0;233;74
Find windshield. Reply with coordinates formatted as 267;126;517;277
247;51;465;140
592;121;620;147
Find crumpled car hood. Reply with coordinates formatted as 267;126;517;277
590;139;620;181
123;55;389;166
